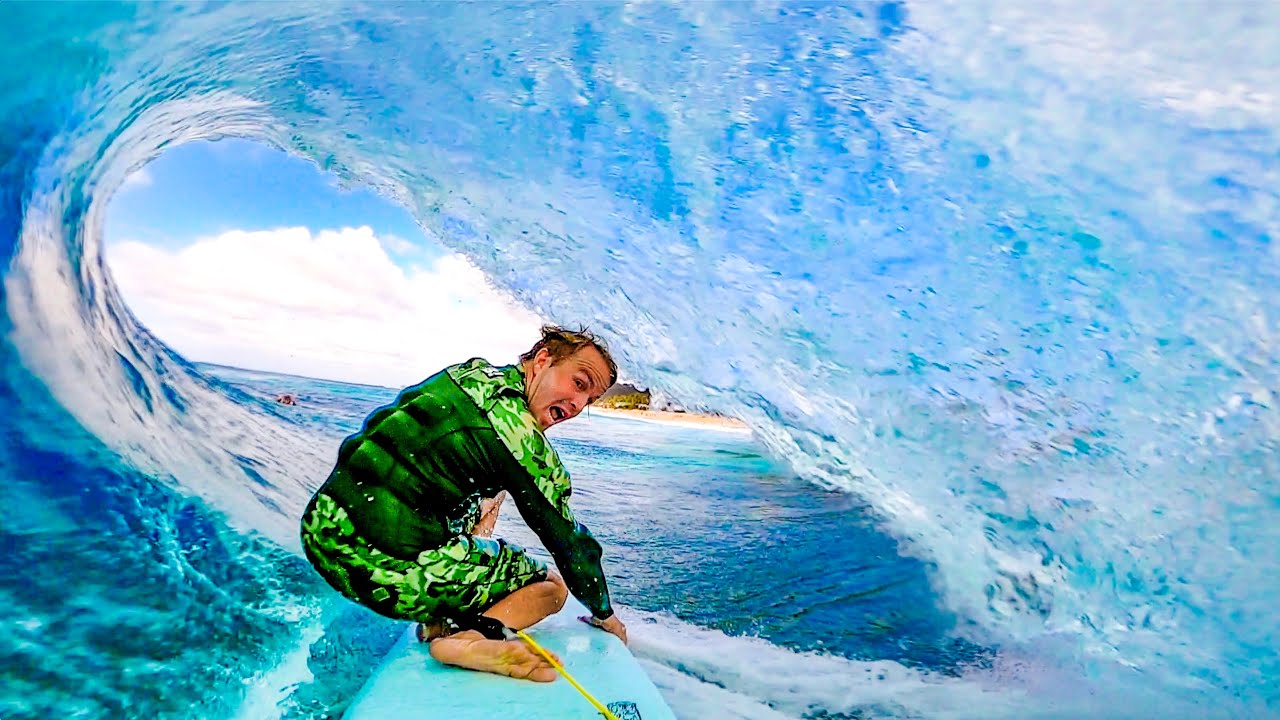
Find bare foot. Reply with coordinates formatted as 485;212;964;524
472;491;507;538
429;630;560;683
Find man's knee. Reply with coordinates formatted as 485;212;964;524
545;571;568;610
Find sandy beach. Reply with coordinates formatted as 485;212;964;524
587;406;750;432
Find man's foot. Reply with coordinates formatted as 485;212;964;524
428;630;559;683
471;491;507;538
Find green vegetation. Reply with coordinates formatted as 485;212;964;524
594;391;650;409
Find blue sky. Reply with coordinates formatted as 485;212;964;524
107;138;439;259
106;139;542;386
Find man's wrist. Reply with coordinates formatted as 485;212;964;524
592;609;615;622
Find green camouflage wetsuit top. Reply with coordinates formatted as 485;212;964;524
300;358;613;624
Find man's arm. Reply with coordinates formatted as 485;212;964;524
490;447;614;620
452;364;616;622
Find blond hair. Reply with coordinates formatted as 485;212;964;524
519;324;618;386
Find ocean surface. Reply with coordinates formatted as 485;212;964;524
2;2;1278;719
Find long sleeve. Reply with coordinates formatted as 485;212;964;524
483;431;613;619
447;358;613;619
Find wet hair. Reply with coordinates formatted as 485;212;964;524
520;324;618;387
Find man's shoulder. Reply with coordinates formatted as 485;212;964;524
447;358;525;406
444;361;565;478
447;357;516;382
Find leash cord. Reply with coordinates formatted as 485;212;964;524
514;629;620;720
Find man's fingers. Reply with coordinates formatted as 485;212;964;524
577;615;628;645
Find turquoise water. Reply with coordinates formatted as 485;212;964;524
2;2;1278;718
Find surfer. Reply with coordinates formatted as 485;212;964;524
300;325;628;683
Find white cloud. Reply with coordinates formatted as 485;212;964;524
107;226;545;386
121;167;153;189
379;232;418;256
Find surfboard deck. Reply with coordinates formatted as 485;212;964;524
343;598;677;720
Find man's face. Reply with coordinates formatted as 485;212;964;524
525;345;612;431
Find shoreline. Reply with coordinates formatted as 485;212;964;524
587;406;750;432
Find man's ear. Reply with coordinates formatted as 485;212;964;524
532;348;553;373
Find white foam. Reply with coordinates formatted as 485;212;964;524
625;609;1036;720
231;606;323;720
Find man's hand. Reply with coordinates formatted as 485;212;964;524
580;614;628;645
472;491;507;538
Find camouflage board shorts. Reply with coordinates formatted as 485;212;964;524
301;493;548;622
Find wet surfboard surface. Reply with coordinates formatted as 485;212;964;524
343;598;676;720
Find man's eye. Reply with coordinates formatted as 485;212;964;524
575;378;585;390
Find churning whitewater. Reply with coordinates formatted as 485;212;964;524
2;2;1278;718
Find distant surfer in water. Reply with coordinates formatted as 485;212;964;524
300;325;627;683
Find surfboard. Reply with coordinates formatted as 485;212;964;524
343;598;677;720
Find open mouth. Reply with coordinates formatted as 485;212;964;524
549;405;566;423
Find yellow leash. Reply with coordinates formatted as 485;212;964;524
514;629;620;720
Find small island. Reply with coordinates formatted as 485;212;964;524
589;383;748;431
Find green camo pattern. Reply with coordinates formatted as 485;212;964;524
301;494;547;622
448;358;576;521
